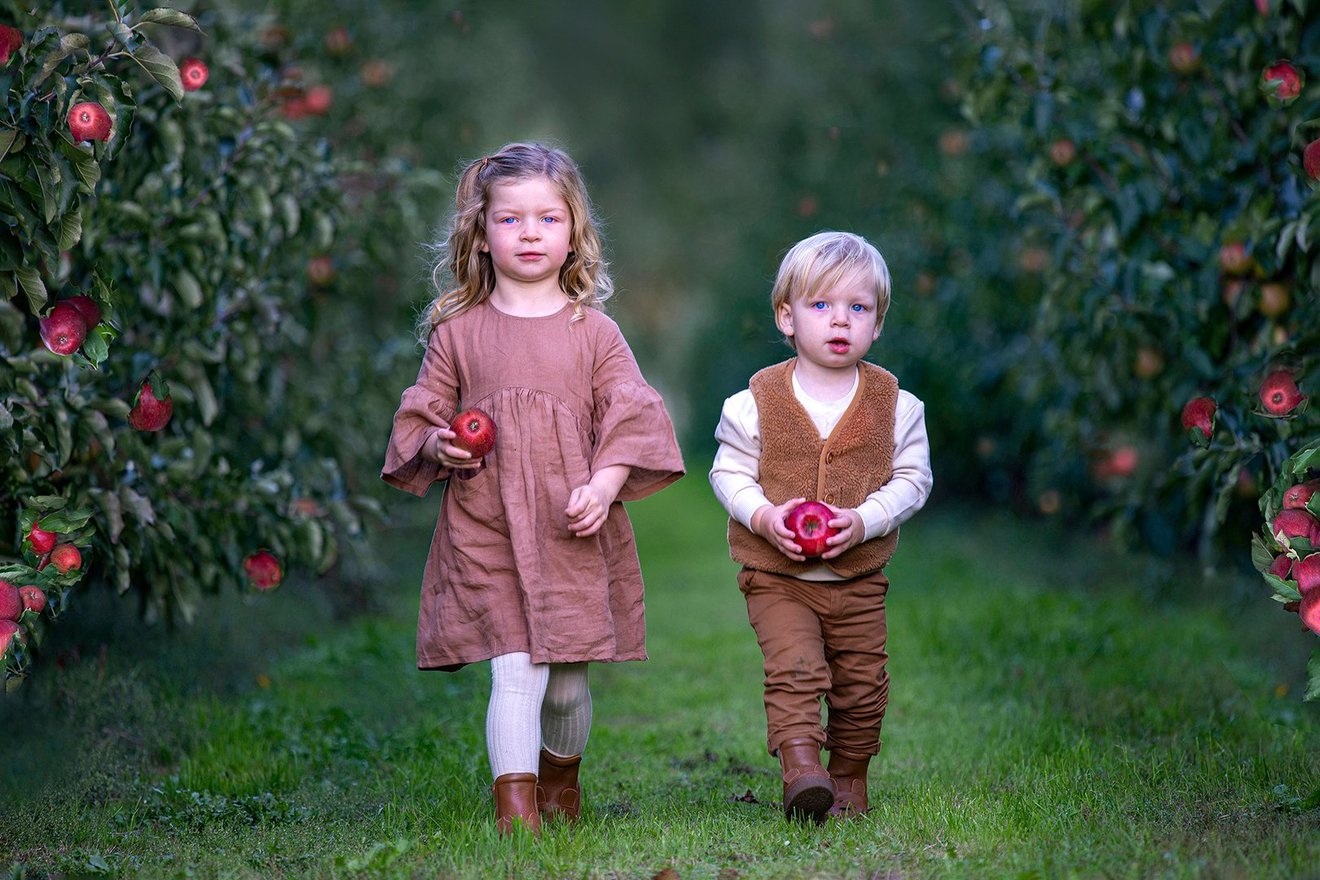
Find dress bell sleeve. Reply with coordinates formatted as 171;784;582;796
589;318;685;502
381;324;461;497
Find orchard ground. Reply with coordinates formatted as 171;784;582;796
2;472;1319;879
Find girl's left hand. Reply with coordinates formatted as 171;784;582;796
566;465;630;538
820;508;865;560
565;484;614;537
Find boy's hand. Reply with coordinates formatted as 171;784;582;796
820;507;865;559
751;498;809;562
426;428;483;470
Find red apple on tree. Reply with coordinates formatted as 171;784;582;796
1284;480;1320;510
1180;397;1216;444
1301;591;1320;636
1218;241;1251;276
128;372;173;432
67;101;112;142
179;57;208;91
0;619;22;659
65;295;101;328
48;543;81;574
1169;41;1199;74
303;84;333;115
451;408;496;457
1272;509;1320;546
1305;139;1320;182
27;521;56;555
1048;139;1076;167
0;580;21;621
39;302;88;355
244;550;283;591
784;501;840;558
1259;369;1306;416
1259;59;1304;105
1268;554;1293;581
0;24;21;65
18;586;46;616
307;255;335;286
1294;554;1320;595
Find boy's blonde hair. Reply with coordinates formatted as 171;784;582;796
420;142;613;338
771;231;892;347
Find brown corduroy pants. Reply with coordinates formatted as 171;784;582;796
737;567;890;757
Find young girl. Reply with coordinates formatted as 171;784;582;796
381;142;685;835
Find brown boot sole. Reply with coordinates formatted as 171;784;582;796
784;778;834;822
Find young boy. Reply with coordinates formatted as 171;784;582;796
709;231;932;822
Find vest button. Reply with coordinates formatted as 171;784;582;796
825;493;835;504
826;453;834;464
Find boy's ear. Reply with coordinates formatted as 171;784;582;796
775;302;794;338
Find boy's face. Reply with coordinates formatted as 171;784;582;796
776;270;881;373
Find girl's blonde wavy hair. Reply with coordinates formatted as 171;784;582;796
420;142;613;339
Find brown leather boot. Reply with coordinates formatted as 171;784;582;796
778;738;834;822
492;772;541;835
826;748;871;818
535;749;582;823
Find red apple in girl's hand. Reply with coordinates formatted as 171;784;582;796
28;521;56;554
451;408;496;457
785;501;840;558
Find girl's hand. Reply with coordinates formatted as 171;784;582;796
566;465;630;538
425;428;483;470
750;498;808;562
820;507;865;560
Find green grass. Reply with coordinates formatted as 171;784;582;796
3;473;1320;879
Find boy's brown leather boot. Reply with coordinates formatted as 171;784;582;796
535;749;582;823
778;737;834;822
825;748;871;818
493;772;541;835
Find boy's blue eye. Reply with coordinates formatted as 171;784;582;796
851;303;866;312
811;302;827;310
498;217;516;224
542;216;557;223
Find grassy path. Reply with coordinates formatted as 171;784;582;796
3;473;1319;878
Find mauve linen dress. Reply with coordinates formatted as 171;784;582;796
381;301;685;670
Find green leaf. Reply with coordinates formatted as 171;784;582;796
174;268;203;308
15;267;46;314
138;8;202;32
1307;651;1320;702
129;43;183;102
31;158;58;225
58;208;83;251
82;324;109;368
55;137;101;191
0;128;17;162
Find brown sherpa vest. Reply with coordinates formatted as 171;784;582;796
728;358;900;578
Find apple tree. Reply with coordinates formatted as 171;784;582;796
950;0;1320;695
0;1;439;686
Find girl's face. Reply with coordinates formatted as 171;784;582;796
481;176;573;292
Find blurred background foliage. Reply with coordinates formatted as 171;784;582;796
4;0;1319;690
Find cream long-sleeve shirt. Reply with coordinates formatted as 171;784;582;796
709;368;933;580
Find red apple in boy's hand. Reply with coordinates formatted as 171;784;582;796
785;501;840;558
451;408;496;458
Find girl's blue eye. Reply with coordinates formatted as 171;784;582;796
851;303;866;312
498;217;516;224
542;216;557;223
812;302;828;310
